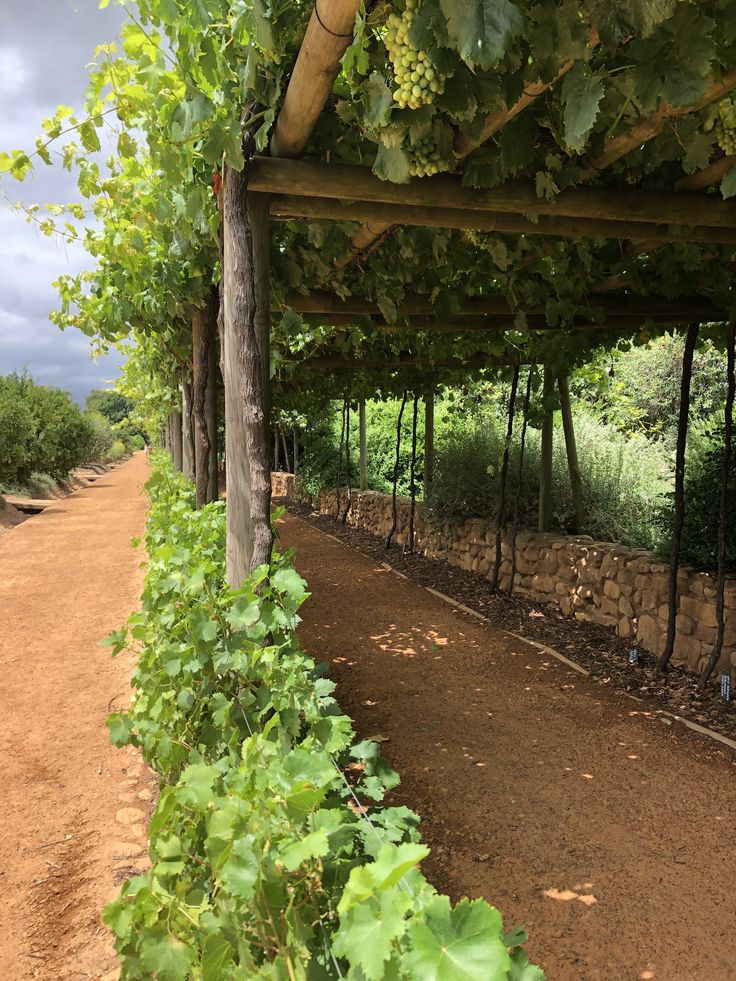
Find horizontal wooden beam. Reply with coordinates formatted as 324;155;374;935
280;290;728;322
251;157;736;230
282;353;532;371
268;193;736;246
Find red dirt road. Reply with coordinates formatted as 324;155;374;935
280;515;736;981
0;454;150;981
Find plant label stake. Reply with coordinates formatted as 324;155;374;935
721;672;731;703
627;648;639;666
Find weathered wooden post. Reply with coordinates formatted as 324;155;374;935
423;390;434;496
206;294;218;503
182;366;195;481
558;372;585;533
171;407;183;472
538;364;554;533
222;157;271;587
192;303;215;508
359;398;367;491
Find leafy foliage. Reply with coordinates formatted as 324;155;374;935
103;455;540;978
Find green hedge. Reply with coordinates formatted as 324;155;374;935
103;456;542;980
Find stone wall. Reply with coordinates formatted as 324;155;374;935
271;471;295;499
312;486;736;677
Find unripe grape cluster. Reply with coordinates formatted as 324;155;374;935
714;99;736;156
407;133;443;176
385;1;445;110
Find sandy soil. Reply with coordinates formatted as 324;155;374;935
279;514;736;981
0;453;151;981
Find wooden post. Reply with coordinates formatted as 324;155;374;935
538;365;554;533
206;294;218;503
335;400;346;520
171;408;183;472
657;323;700;672
359;399;368;490
342;402;352;523
274;430;280;470
408;395;419;550
182;367;195;481
385;394;407;549
558;373;585;533
192;305;213;508
490;365;519;591
222;159;272;587
424;391;434;497
293;428;299;477
700;324;736;687
280;424;291;472
508;370;533;595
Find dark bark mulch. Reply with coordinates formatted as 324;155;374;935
284;500;736;743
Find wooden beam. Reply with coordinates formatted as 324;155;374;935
282;352;531;370
580;68;736;180
270;192;736;245
283;290;727;322
676;155;736;192
270;0;360;158
251;157;736;230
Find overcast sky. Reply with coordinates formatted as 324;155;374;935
0;0;129;404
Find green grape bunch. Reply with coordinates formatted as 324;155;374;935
713;98;736;156
407;132;444;176
385;0;446;110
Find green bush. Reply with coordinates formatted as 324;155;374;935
0;373;94;483
654;419;736;570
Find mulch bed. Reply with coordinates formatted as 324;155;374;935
285;500;736;743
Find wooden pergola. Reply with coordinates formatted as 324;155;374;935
209;0;736;681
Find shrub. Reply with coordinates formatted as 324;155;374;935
0;373;94;483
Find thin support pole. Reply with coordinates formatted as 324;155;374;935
192;305;213;508
508;370;533;596
335;400;346;521
538;365;554;533
558;372;585;533
293;428;299;476
171;408;183;472
490;365;520;591
359;399;368;490
407;394;419;551
342;402;352;523
182;367;195;481
657;323;700;673
274;429;280;470
280;424;291;473
423;391;434;497
700;323;736;687
385;394;407;549
206;289;219;503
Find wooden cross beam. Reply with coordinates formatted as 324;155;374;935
279;290;728;322
251;157;736;233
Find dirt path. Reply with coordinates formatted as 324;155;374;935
0;454;151;981
280;515;736;981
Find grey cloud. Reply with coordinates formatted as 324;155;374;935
0;0;128;404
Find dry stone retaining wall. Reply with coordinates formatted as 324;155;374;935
299;483;736;678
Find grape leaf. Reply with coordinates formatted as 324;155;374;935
140;933;196;981
722;167;736;200
405;896;511;980
373;145;412;184
439;0;524;70
279;828;330;871
364;74;394;129
561;67;604;153
334;889;410;980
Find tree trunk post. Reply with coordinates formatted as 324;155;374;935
700;323;735;687
490;365;520;591
206;298;218;503
335;400;346;520
508;370;533;595
342;401;352;523
408;394;419;551
293;427;299;476
538;364;554;533
359;398;368;490
274;430;280;470
222;159;272;587
192;306;213;508
558;372;585;533
280;424;291;473
423;390;434;497
182;366;195;481
657;323;700;673
385;394;407;549
171;408;183;472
